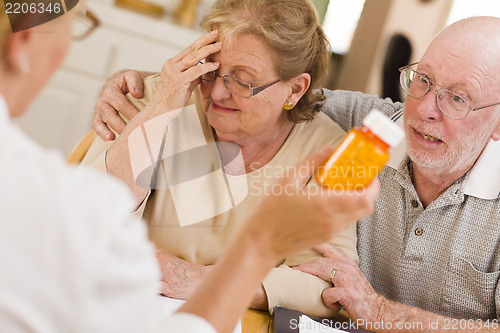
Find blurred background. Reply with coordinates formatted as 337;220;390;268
14;0;500;156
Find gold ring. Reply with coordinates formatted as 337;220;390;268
328;268;337;284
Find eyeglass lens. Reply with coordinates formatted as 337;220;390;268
72;10;99;40
201;72;252;98
400;69;470;119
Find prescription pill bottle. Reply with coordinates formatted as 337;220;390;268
316;109;405;190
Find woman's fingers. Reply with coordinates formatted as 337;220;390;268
172;30;220;67
179;42;222;70
152;60;220;111
181;61;220;84
153;31;222;111
164;41;220;82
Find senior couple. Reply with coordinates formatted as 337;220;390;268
87;0;500;330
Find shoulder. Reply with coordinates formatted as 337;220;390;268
275;112;345;165
321;89;402;112
4;123;137;233
320;89;403;130
295;111;346;146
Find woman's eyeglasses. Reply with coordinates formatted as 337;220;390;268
199;60;280;98
72;9;100;41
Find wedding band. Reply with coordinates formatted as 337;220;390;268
328;268;337;284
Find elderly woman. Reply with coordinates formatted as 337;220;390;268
84;0;352;317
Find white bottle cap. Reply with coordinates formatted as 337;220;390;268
363;109;405;147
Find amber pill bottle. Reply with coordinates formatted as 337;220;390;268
316;110;405;190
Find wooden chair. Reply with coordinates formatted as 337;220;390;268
67;130;95;164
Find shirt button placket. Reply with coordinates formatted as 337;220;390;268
409;199;424;239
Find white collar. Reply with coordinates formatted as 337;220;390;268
386;113;500;200
463;139;500;199
0;95;10;156
0;95;7;120
0;95;9;131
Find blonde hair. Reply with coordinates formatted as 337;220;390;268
0;1;13;59
200;0;330;122
0;1;75;63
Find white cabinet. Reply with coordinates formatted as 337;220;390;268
15;0;202;156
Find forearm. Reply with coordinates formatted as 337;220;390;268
105;104;167;205
373;298;498;333
178;230;279;333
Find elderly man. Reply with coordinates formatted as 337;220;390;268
90;15;500;331
295;16;500;331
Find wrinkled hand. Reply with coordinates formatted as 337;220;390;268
243;146;380;261
156;249;213;300
93;70;145;140
149;30;221;114
294;243;387;327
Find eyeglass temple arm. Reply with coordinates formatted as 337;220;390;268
473;101;500;112
250;80;280;97
398;61;420;72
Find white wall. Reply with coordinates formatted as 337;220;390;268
333;0;454;95
14;0;202;156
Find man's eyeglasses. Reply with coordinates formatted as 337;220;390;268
399;62;500;120
200;68;279;98
72;9;100;41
